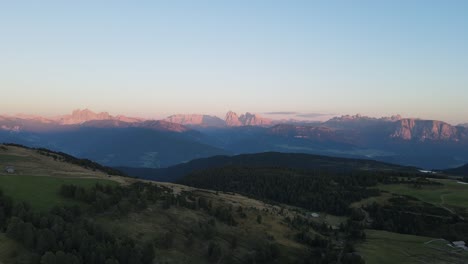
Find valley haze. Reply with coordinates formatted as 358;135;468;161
1;108;467;170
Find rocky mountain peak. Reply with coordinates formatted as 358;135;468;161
59;109;113;125
390;119;464;141
328;114;373;122
380;114;403;122
164;114;225;127
225;111;272;126
225;111;242;126
238;112;272;126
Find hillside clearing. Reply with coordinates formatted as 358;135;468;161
357;229;468;264
0;175;118;211
378;179;468;214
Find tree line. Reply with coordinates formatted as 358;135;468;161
364;196;468;241
0;189;154;264
178;166;385;215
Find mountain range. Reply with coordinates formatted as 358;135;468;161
1;109;468;169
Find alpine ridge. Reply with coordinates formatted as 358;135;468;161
58;109;143;125
1;110;467;169
391;119;467;142
164;114;226;127
225;111;272;126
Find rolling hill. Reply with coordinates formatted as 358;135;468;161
118;151;420;182
1;144;467;264
0;144;351;264
443;163;468;176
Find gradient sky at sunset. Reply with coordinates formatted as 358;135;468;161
1;1;467;123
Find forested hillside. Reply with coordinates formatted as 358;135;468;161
178;167;421;215
119;152;419;182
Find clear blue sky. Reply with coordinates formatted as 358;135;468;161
1;1;467;123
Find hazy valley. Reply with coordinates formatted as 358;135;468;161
1;109;467;170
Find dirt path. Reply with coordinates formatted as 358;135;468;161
439;194;465;220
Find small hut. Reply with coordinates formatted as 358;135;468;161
453;241;468;250
310;212;319;218
4;166;15;174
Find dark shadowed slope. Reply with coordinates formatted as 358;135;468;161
443;163;468;176
117;151;420;182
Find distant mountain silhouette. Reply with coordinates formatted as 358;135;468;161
80;119;191;132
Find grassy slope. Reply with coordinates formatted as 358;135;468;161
0;175;117;211
357;229;468;264
0;145;312;263
0;145;134;264
0;145;124;180
378;179;468;210
0;145;123;211
357;180;468;263
98;190;310;264
2;144;468;263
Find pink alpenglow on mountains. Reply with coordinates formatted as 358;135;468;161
225;111;272;127
164;111;272;127
164;114;226;127
0;109;467;143
58;109;143;125
225;111;242;126
390;119;465;142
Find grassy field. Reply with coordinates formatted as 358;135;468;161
0;153;32;163
378;179;468;210
357;229;468;264
0;144;126;211
0;145;126;182
351;192;393;208
0;175;117;211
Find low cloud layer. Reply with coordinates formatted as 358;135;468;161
296;113;334;118
264;111;297;115
263;111;335;121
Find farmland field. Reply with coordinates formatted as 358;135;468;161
357;229;468;264
378;179;468;209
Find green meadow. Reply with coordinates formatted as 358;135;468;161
357;229;468;264
378;179;468;209
0;175;117;211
